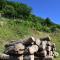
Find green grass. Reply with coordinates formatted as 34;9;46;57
0;17;60;60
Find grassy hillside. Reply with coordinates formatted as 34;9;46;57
0;17;60;60
0;1;60;60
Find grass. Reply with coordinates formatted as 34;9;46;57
0;17;60;60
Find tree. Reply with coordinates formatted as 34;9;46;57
3;5;16;18
0;0;7;10
42;18;55;27
5;1;32;19
14;3;32;18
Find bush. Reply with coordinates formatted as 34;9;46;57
3;5;16;18
42;18;55;27
41;26;51;32
14;3;32;19
0;0;7;10
2;1;32;19
50;26;57;32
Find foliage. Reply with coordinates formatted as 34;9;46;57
15;3;32;18
3;5;16;18
2;1;32;19
0;0;7;10
0;1;60;60
41;18;55;26
0;0;60;33
56;24;60;29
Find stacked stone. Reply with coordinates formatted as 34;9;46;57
0;36;58;60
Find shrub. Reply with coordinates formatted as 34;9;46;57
3;5;16;18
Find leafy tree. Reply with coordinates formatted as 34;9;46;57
28;14;43;23
42;18;55;27
5;1;32;19
15;3;32;18
0;0;7;10
3;5;16;18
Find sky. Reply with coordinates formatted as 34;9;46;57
10;0;60;24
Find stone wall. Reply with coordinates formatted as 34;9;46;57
0;36;58;60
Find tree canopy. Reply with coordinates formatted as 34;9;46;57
0;0;60;33
0;0;32;18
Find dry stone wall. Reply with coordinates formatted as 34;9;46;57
0;36;58;60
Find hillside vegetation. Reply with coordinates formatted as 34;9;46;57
0;0;60;60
